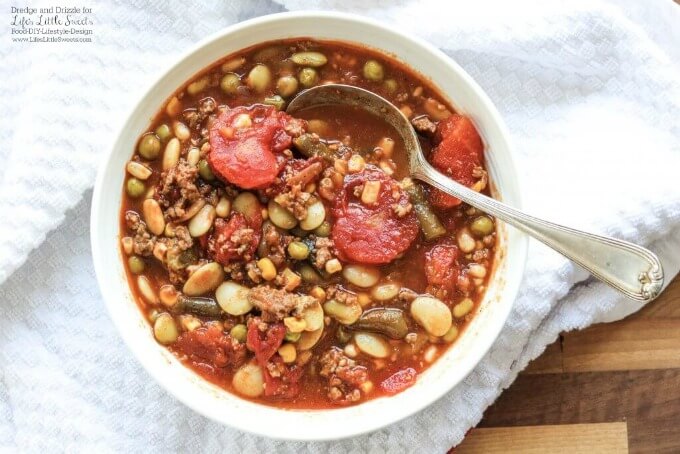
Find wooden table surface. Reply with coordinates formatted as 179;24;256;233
453;275;680;453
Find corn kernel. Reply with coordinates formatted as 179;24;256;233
284;316;307;333
278;343;297;363
257;258;277;281
325;258;342;274
310;286;326;302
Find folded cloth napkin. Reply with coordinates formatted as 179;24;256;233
1;0;679;451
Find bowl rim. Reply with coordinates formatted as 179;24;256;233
91;10;528;441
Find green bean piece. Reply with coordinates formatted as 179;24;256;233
313;220;331;237
363;60;384;82
263;95;286;111
402;178;446;241
126;178;146;198
230;324;247;343
348;308;408;339
470;216;494;237
298;67;318;88
276;75;299;97
220;73;241;95
173;295;223;317
383;78;398;93
293;134;333;161
298;263;322;284
128;256;145;274
284;330;301;342
287;241;310;260
155;124;172;142
138;133;161;160
198;159;215;181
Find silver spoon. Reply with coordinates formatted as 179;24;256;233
287;84;664;302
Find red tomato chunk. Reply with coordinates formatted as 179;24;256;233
332;167;419;264
208;105;294;189
428;114;483;208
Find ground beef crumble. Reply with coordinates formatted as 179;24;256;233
160;225;196;284
319;347;369;405
411;115;437;136
312;237;335;270
248;286;318;321
155;160;204;220
125;211;156;256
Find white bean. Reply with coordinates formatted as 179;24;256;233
323;300;362;325
247;64;272;93
457;228;476;253
142;199;165;236
215;281;253;316
162;138;181;170
301;301;324;331
126;161;152;180
232;363;264;397
354;333;391;358
187;147;200;166
370;282;400;301
342;264;381;288
183;262;225;296
173;121;190;141
410;296;452;337
137;275;158;304
300;199;325;230
297;327;324;350
232;192;261;224
188;204;216;237
153;313;178;345
216;197;231;218
268;200;297;229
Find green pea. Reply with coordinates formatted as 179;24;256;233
383;78;398;93
263;95;286;111
298;67;318;88
284;331;301;342
198;159;215;181
126;178;146;198
470;216;494;237
138;133;161;160
287;241;310;260
230;324;247;343
128;256;145;274
220;73;241;95
313;220;331;237
276;75;299;97
155;124;172;142
363;59;384;82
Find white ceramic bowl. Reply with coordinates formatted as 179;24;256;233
91;11;527;441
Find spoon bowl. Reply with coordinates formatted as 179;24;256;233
288;84;664;302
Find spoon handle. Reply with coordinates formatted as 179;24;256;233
414;162;664;302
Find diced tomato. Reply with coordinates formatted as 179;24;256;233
173;326;247;374
208;211;261;265
332;166;419;264
428;114;483;208
246;319;286;367
262;356;305;398
424;238;460;291
380;368;417;394
208;105;294;189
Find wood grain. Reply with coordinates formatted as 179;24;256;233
462;276;680;453
478;369;680;453
456;423;627;453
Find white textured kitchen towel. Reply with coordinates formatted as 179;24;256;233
1;0;679;451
